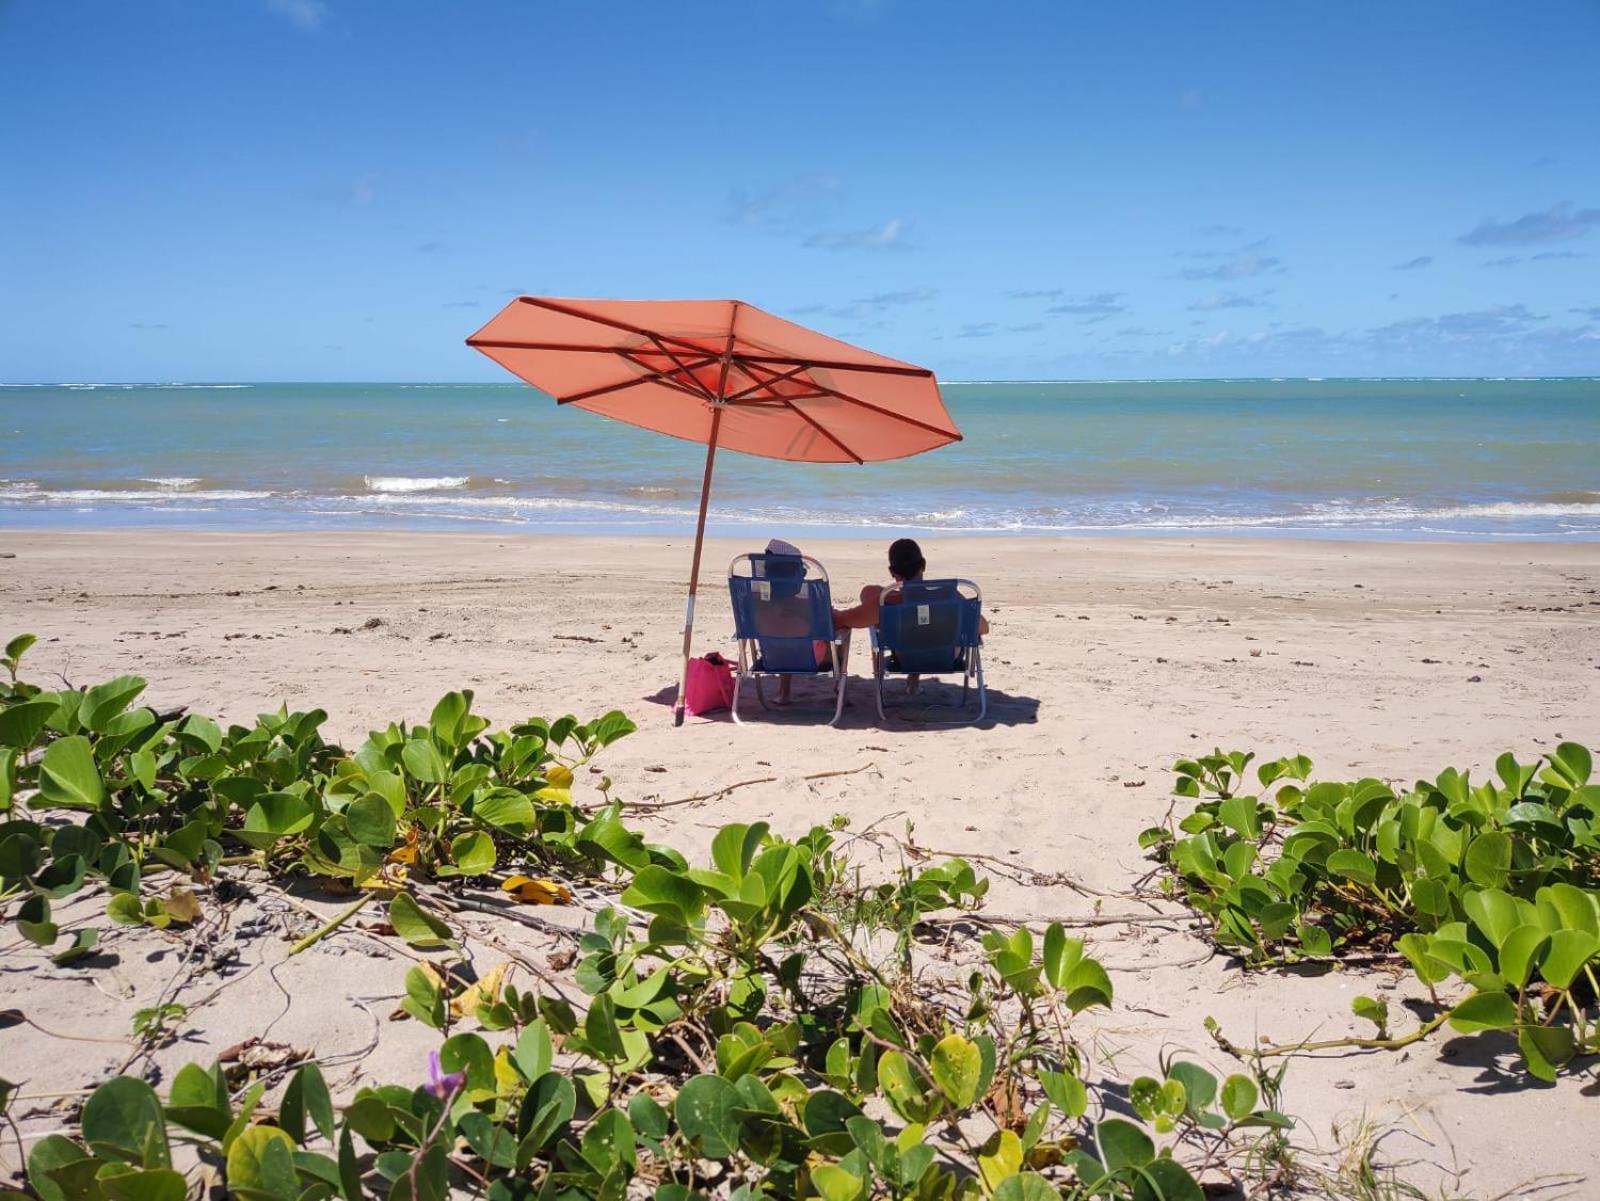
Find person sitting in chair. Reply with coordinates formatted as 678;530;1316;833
832;538;989;635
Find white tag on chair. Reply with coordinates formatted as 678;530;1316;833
756;580;770;601
917;604;930;625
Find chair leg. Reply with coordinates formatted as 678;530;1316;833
828;640;846;726
874;661;887;722
753;674;771;711
973;647;988;723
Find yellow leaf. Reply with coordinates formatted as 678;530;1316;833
533;786;572;806
493;1047;521;1093
545;764;574;789
387;844;418;865
162;888;203;924
450;962;508;1018
502;875;573;905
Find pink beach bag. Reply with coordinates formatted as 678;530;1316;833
684;652;736;717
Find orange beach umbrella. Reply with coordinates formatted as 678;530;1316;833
466;297;962;725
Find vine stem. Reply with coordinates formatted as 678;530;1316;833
1255;1011;1450;1057
286;895;371;956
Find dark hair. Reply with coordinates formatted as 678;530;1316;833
888;538;925;580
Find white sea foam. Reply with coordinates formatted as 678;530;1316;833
363;475;470;493
140;477;202;489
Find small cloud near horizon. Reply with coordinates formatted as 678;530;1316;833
266;0;329;31
1483;256;1522;268
415;241;447;255
1457;202;1600;246
1392;255;1433;271
1193;224;1243;237
804;216;908;251
1188;292;1269;311
1179;254;1282;281
1045;292;1127;319
128;322;169;331
1532;250;1588;261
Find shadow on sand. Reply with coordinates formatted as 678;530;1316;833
643;675;1039;730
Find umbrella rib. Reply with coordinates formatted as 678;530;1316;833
616;350;721;401
738;359;961;443
513;296;723;359
776;397;864;464
723;362;808;403
646;335;718;400
557;352;720;405
733;353;933;378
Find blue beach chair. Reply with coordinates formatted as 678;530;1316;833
870;578;987;724
727;553;848;726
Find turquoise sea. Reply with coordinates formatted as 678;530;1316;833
2;379;1597;540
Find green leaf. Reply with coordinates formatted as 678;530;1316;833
1448;990;1518;1032
471;789;536;834
928;1034;983;1108
0;699;57;749
1518;1024;1576;1082
81;1077;167;1165
1497;925;1550;989
81;676;147;733
227;1126;299;1200
515;1073;576;1163
1131;1159;1204;1201
1038;1069;1087;1118
280;1063;335;1144
1548;742;1592;788
580;1108;635;1175
447;830;495;876
511;1020;553;1081
51;928;99;967
387;893;452;950
344;795;396;849
1165;1062;1215;1116
1220;1074;1258;1122
237;793;314;849
1464;832;1512;889
401;739;449;785
1462;888;1524;949
801;1090;862;1157
0;831;41;879
1325;849;1376;886
1095;1118;1154;1172
27;1135;91;1201
1539;929;1600;990
36;736;103;811
1217;794;1261;839
812;1165;866;1201
1350;995;1389;1034
673;1075;740;1159
97;1168;187;1201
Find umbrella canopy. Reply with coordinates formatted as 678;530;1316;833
466;297;961;724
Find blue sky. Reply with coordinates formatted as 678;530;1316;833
2;0;1597;381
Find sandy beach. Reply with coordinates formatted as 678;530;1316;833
3;529;1598;1196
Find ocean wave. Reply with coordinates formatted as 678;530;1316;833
140;477;203;490
363;475;471;493
0;483;271;503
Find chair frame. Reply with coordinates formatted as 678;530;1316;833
727;553;848;727
870;578;987;725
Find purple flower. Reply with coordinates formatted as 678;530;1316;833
426;1051;466;1099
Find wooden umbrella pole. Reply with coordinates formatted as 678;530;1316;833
673;403;724;727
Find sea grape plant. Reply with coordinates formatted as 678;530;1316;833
3;633;1233;1199
1143;744;1600;1078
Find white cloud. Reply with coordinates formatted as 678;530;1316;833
804;216;908;251
266;0;330;31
